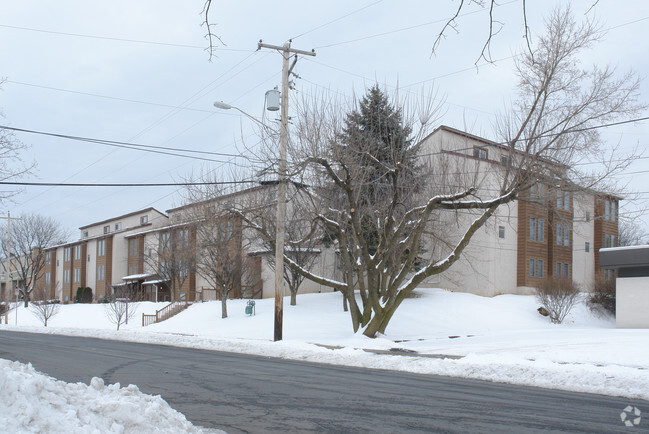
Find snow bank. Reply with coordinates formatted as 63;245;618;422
0;359;219;433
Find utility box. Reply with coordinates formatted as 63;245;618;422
265;89;280;111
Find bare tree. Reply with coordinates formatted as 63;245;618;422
144;226;197;303
617;217;648;247
29;285;60;327
260;184;320;306
0;214;69;307
104;291;138;331
240;7;643;338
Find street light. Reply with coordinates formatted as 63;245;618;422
213;101;278;136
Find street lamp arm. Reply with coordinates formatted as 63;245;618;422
213;101;278;134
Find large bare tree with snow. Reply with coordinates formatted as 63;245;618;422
240;7;643;338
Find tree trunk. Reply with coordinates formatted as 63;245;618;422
342;292;348;312
221;295;228;319
23;292;30;308
290;290;297;306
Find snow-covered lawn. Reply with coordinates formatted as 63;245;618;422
2;288;648;429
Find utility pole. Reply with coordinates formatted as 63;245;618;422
257;40;315;341
0;212;19;324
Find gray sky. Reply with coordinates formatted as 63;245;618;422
0;0;647;237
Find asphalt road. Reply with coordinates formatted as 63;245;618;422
0;331;646;433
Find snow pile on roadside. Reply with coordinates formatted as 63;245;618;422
0;359;219;434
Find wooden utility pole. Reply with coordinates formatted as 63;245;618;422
257;40;315;342
0;211;20;324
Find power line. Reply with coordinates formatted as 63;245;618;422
0;181;257;187
0;124;249;162
0;23;253;52
313;1;519;50
291;0;385;40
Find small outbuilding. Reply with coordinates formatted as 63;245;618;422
599;246;649;328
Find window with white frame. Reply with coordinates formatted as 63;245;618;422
498;226;505;239
97;239;105;257
74;245;82;260
115;222;122;231
74;268;81;283
64;269;70;284
97;264;105;281
140;215;148;225
64;247;71;262
104;225;110;234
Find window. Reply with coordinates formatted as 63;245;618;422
45;252;51;264
557;223;569;246
115;222;122;231
128;238;138;256
529;259;536;277
605;269;615;281
104;225;110;234
97;239;105;257
64;248;71;262
140;215;148;225
45;272;51;284
82;231;88;239
538;219;544;242
74;245;82;260
178;228;189;247
556;191;570;211
530;218;537;241
530;184;545;203
604;233;616;248
64;269;70;284
97;265;105;281
604;199;617;222
88;254;91;262
563;223;570;247
563;192;570;211
498;226;505;239
585;212;591;222
500;155;510;165
556;262;562;277
128;264;137;276
538;260;544;278
74;268;81;283
473;147;487;159
563;263;569;278
585;242;590;253
161;232;170;251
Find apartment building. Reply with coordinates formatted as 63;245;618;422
417;125;618;295
19;126;618;304
34;208;168;302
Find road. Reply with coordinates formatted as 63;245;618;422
0;331;646;433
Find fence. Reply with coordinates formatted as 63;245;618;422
141;294;188;326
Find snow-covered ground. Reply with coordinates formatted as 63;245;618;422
0;359;221;433
2;288;648;430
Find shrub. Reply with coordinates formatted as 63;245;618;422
74;287;93;303
587;276;615;316
535;278;580;324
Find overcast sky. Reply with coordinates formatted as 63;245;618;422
0;0;647;238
